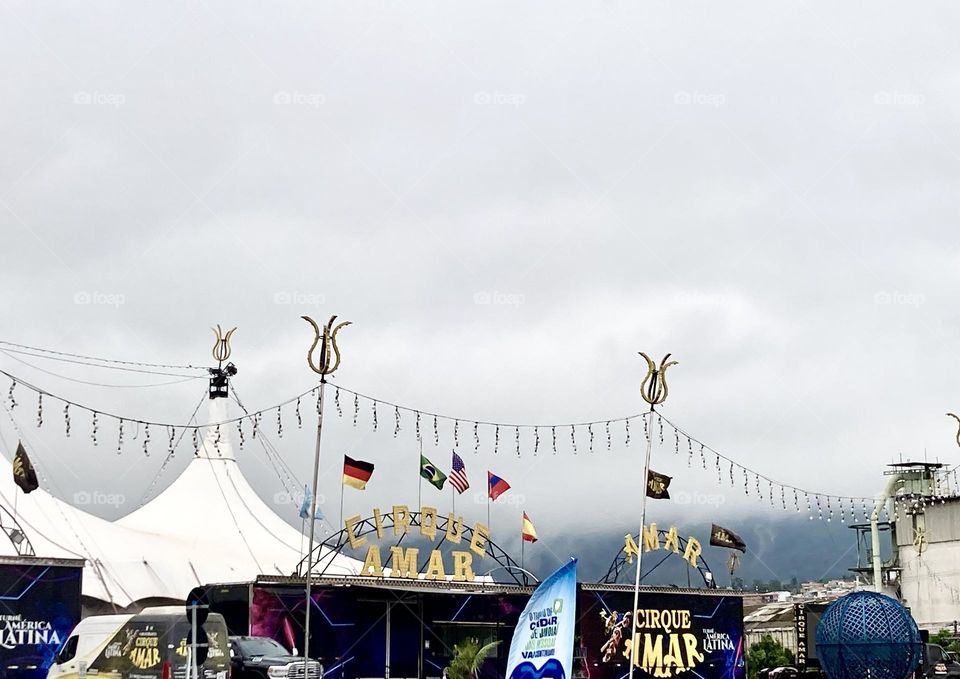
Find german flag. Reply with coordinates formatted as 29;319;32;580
343;456;375;490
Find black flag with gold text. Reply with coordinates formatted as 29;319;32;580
710;523;747;553
13;442;38;494
646;469;671;500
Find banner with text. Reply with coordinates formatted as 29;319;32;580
505;559;577;679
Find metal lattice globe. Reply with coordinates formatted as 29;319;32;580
815;591;922;679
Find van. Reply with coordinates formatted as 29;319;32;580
47;607;230;679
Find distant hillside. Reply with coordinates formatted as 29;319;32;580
527;512;860;588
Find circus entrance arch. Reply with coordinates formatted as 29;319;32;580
296;505;538;586
600;523;717;589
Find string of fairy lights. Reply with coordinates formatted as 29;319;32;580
1;347;951;527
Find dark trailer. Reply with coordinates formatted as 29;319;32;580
199;577;744;679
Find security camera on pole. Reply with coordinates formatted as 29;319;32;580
627;352;677;679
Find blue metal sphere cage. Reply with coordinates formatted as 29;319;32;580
816;591;923;679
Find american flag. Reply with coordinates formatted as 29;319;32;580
450;452;470;494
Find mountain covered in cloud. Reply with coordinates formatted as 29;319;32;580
528;513;860;588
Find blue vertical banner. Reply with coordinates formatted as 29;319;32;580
506;559;577;679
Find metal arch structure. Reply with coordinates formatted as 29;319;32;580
296;510;538;586
0;505;35;556
600;529;715;589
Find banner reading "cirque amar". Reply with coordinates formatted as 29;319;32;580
577;588;745;679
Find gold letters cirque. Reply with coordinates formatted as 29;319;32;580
343;505;490;582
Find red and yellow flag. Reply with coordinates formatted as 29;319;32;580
521;512;538;543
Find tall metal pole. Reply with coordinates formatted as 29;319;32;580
300;315;351;675
627;353;677;679
628;409;654;679
303;377;326;670
191;604;198;679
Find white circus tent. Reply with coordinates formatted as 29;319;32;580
0;396;361;609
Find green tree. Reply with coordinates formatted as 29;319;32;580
929;628;960;654
446;638;501;679
746;635;795;678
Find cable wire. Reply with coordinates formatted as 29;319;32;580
0;349;204;387
0;339;207;372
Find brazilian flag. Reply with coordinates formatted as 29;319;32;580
420;455;447;490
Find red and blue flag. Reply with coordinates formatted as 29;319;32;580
487;471;511;501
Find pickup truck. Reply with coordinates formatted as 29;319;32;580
228;636;322;679
920;643;960;678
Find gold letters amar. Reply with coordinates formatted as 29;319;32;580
623;524;703;569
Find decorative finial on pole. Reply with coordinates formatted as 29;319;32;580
208;325;237;400
302;315;351;377
211;325;236;365
948;413;960;447
301;314;350;673
639;352;678;410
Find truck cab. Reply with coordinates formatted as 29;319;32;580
921;644;960;678
228;637;321;679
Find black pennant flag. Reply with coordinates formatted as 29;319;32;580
13;442;38;494
710;523;747;553
646;469;671;500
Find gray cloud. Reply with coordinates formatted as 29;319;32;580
1;1;958;575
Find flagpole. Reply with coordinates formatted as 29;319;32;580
487;490;491;535
418;439;423;511
520;511;525;572
628;352;676;679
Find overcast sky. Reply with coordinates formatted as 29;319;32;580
2;2;960;576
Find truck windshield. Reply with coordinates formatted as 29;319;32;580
237;638;290;657
927;645;949;664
